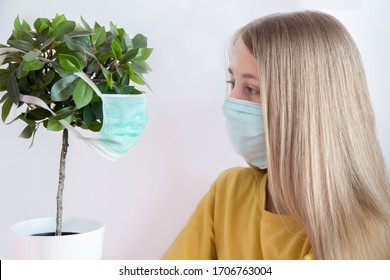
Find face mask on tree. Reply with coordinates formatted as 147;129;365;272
19;72;148;161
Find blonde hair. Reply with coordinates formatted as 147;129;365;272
237;11;390;259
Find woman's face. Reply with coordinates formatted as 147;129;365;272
227;37;261;104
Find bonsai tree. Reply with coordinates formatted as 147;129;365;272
0;15;152;235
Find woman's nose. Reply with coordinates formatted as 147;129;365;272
229;87;245;101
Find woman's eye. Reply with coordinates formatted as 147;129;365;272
226;80;235;89
246;86;259;95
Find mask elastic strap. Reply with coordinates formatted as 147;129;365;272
75;72;103;97
19;94;84;138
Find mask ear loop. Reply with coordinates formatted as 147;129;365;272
74;72;103;98
18;94;80;135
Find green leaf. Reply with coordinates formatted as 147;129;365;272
91;101;103;120
94;22;102;29
92;26;106;46
97;41;111;53
7;73;21;104
26;107;51;121
73;79;93;109
1;97;13;122
52;61;72;77
54;41;73;54
19;125;35;139
100;66;113;89
97;51;114;65
23;50;41;61
46;118;64;131
39;37;54;50
117;28;125;39
120;73;130;87
86;59;99;75
53;106;74;120
130;72;144;85
96;82;112;94
15;62;28;79
18;114;37;127
120;32;131;49
52;14;67;29
82;104;94;127
80;16;92;31
59;53;81;72
34;18;51;33
21;20;32;31
11;29;34;43
0;93;7;104
44;71;56;86
8;39;34;51
119;48;138;64
116;65;124;78
12;16;32;41
87;121;102;132
14;15;22;30
27;71;38;85
66;30;92;38
51;75;77;101
53;21;76;40
132;34;147;48
70;52;87;69
0;69;11;90
64;35;96;59
130;69;151;91
46;113;73;131
36;28;50;45
114;85;141;94
131;60;152;73
134;48;153;61
22;59;45;71
111;39;122;60
110;22;119;38
25;125;38;148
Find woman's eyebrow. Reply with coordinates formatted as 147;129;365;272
228;67;257;80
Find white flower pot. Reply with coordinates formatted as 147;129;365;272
10;216;105;259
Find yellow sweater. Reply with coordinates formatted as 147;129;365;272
162;167;313;259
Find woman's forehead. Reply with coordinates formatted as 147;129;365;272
229;38;258;79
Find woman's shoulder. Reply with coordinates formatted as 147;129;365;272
216;166;265;183
212;166;266;197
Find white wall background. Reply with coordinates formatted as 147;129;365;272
0;0;389;259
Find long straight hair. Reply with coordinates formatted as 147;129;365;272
237;11;390;259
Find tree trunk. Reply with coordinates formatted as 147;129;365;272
55;128;69;236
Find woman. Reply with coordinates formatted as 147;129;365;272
162;11;390;259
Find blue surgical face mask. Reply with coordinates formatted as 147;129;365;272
74;72;147;161
88;93;147;161
222;96;267;169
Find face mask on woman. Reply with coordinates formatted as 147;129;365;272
223;96;267;169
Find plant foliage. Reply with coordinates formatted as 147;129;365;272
0;15;153;143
